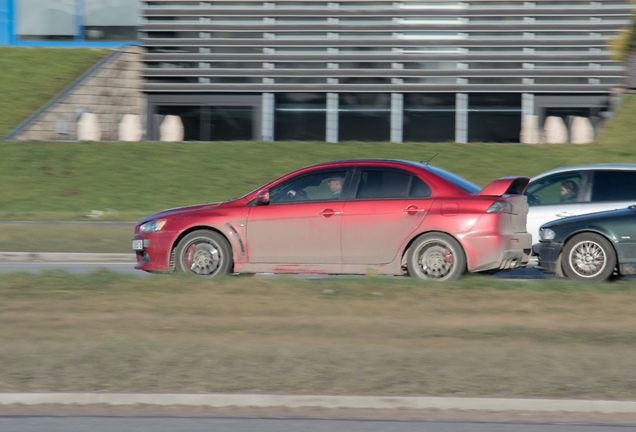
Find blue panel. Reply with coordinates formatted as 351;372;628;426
3;0;136;46
0;0;13;45
74;0;84;41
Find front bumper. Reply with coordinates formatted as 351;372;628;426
532;241;563;274
132;232;176;272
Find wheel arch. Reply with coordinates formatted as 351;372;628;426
401;230;465;268
169;225;235;272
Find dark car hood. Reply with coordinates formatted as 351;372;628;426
543;205;636;228
138;202;225;224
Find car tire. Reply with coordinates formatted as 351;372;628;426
407;233;466;281
174;230;233;277
561;233;616;282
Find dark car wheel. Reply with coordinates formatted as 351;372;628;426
561;233;616;282
175;230;233;277
407;233;466;281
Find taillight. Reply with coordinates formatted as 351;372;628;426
486;200;514;214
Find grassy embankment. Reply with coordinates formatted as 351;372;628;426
2;271;636;399
1;95;636;251
1;47;636;251
1;47;636;398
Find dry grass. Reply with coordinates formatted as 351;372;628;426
1;272;635;399
0;224;133;253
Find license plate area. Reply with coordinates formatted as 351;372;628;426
132;239;144;251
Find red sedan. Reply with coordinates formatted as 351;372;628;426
132;159;532;280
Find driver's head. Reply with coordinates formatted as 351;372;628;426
328;176;343;192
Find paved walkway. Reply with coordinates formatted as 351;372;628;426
0;252;135;262
1;393;635;413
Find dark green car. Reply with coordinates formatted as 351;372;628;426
532;205;636;281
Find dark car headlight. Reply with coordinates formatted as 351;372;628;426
539;227;556;241
140;219;167;233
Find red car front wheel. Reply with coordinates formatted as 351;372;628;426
175;230;233;277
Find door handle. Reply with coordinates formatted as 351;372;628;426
403;205;427;216
556;212;575;218
319;209;342;218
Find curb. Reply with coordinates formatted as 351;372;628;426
0;393;635;413
0;252;135;263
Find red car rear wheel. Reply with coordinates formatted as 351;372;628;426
407;233;466;281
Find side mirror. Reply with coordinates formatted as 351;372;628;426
256;189;270;205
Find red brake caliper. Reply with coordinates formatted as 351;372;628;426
444;249;454;265
186;244;196;267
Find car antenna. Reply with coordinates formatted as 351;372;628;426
422;153;439;165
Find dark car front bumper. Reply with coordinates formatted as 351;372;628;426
532;241;563;274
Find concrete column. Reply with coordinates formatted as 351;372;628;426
390;93;403;143
262;93;275;141
520;115;541;144
455;93;468;144
326;93;339;143
522;93;535;117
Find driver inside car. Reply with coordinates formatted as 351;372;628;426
284;174;344;201
327;175;343;198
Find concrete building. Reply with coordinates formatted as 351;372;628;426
2;0;635;143
0;0;138;46
139;0;636;143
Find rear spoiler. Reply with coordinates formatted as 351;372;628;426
478;176;530;197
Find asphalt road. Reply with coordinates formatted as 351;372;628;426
3;415;635;432
0;253;547;279
0;261;142;275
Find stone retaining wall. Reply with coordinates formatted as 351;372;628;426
12;45;145;141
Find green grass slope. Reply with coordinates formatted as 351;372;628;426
0;47;635;221
0;47;108;136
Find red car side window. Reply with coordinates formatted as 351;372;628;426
356;170;431;199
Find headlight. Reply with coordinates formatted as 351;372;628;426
140;219;167;233
539;227;556;241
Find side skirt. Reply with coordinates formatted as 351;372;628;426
233;262;405;276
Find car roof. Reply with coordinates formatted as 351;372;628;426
530;163;636;181
308;159;426;167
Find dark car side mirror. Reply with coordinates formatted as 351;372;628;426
256;189;270;205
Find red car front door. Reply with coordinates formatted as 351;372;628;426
246;201;344;264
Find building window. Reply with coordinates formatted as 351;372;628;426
158;106;253;141
403;94;455;143
339;93;391;142
275;93;327;141
468;94;522;143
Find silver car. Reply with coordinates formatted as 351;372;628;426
525;164;636;246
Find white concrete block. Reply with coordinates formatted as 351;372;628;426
543;116;568;144
160;115;184;142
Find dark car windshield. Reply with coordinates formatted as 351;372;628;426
421;164;481;194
